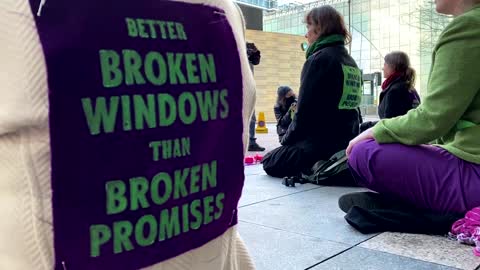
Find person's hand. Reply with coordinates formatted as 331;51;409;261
290;103;297;113
346;128;374;157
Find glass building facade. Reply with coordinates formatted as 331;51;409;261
236;0;278;10
264;0;451;97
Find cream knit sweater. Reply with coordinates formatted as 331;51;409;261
0;0;256;269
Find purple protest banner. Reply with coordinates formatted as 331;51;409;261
29;1;244;269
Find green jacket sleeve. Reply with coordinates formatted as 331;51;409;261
373;15;480;144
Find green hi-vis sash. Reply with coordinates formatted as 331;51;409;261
338;65;363;110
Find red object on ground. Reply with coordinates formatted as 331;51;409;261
254;154;263;162
244;156;255;165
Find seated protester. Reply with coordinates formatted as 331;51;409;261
343;0;480;233
274;86;297;142
360;51;421;132
262;6;361;178
0;1;256;269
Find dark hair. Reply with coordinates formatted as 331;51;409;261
276;86;294;109
305;6;351;44
384;51;416;90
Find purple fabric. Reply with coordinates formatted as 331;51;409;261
450;207;480;257
30;1;244;269
348;139;480;214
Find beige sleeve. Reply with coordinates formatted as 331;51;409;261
0;0;255;269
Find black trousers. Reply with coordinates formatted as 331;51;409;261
262;141;319;178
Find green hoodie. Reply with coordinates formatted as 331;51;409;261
373;4;480;164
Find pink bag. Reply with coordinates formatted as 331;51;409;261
449;207;480;256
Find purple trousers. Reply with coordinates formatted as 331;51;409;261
348;139;480;214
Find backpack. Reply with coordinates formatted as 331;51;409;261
282;150;357;187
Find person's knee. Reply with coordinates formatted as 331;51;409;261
347;139;381;188
262;162;284;178
348;139;411;190
348;139;374;172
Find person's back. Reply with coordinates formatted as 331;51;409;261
433;6;480;157
263;6;362;178
377;81;420;119
295;44;361;155
0;1;256;269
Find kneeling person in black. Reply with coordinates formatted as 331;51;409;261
274;86;297;142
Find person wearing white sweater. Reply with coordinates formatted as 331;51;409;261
0;0;256;269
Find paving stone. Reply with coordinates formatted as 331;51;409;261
360;233;480;270
310;247;460;270
239;221;350;270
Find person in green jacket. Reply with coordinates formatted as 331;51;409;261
342;0;480;215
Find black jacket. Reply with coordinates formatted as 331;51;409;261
274;97;296;139
359;78;420;133
378;77;420;119
281;41;361;160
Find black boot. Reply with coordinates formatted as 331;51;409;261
338;192;401;213
248;141;265;151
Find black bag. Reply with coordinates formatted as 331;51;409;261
283;150;358;187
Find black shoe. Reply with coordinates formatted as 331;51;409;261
248;142;265;151
338;192;401;213
282;175;306;187
282;177;296;187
